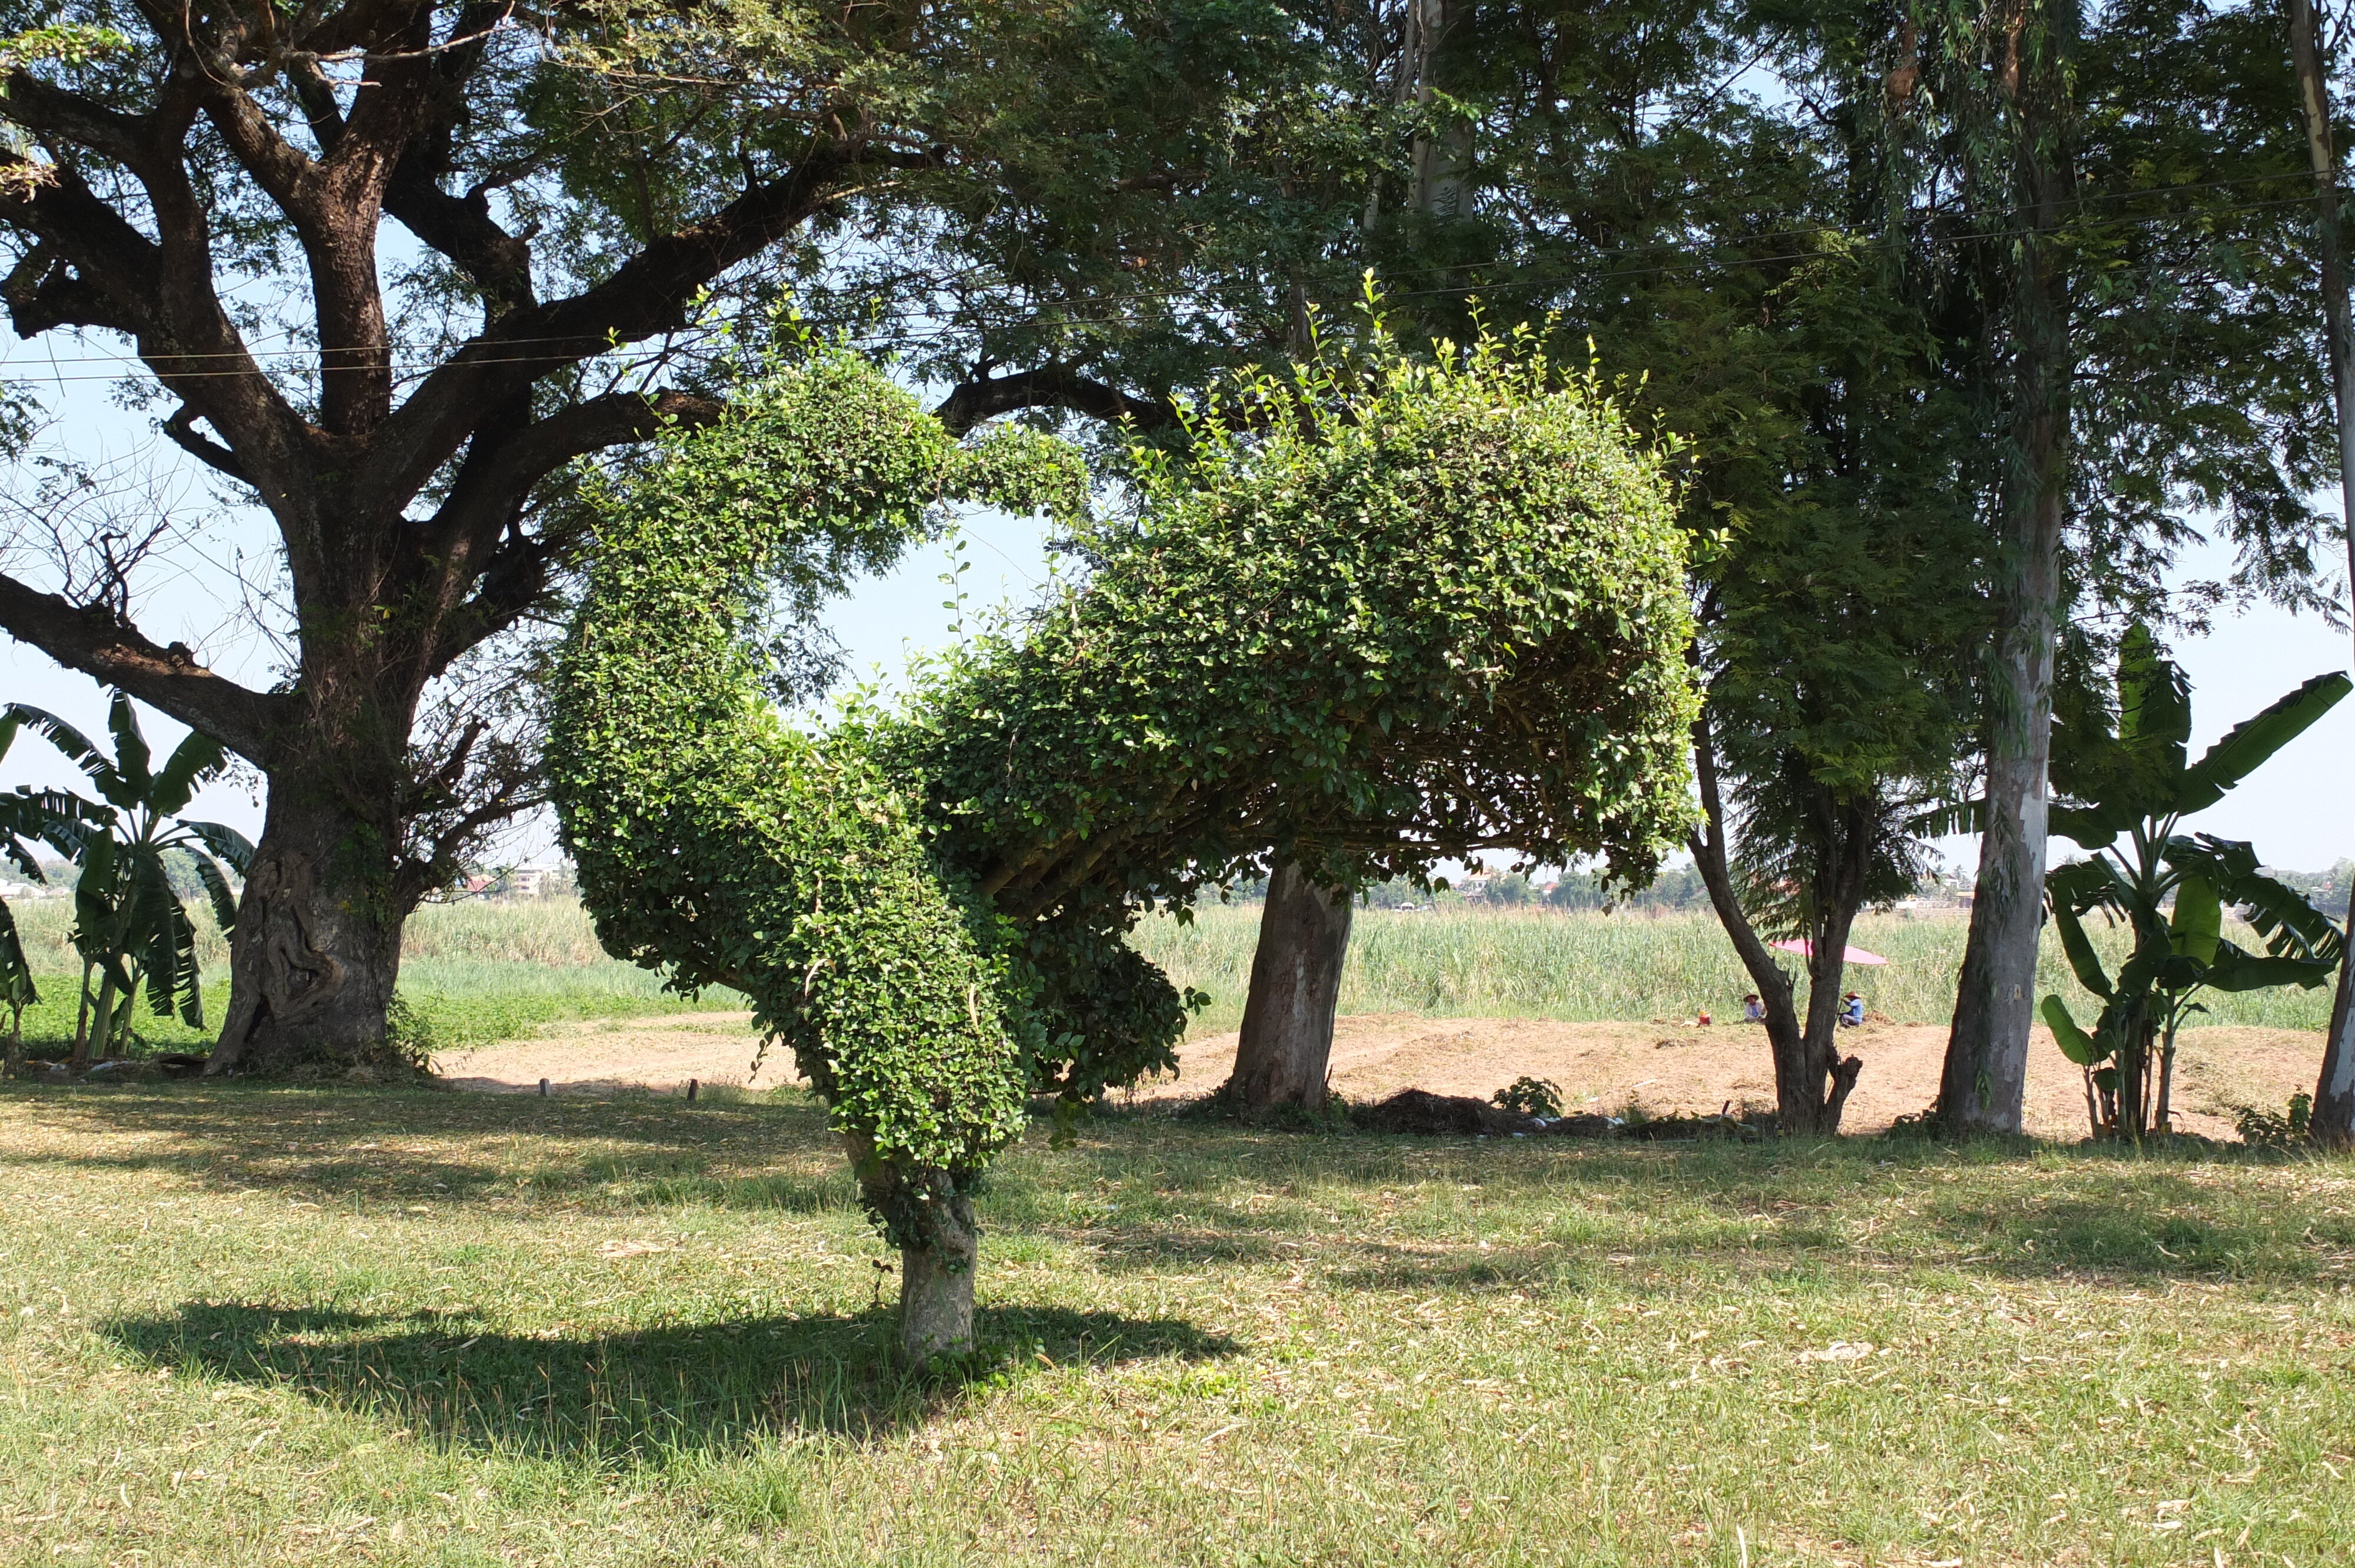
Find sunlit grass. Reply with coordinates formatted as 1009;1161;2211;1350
1;899;743;1059
5;897;2325;1060
1;1081;2350;1565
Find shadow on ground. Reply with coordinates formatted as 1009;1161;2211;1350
104;1298;1238;1455
17;1083;2351;1293
0;1081;840;1208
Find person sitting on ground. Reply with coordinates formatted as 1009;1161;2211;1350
1839;991;1864;1028
1742;993;1766;1023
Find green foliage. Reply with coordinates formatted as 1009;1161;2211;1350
883;310;1698;1095
2041;629;2348;1138
0;695;248;1062
552;320;1701;1244
2234;1092;2314;1149
1491;1076;1565;1119
548;349;1077;1250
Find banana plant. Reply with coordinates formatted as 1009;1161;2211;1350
0;710;96;1071
5;695;250;1066
2041;626;2348;1138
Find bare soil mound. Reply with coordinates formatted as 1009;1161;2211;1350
1120;1015;2323;1140
438;1009;2322;1140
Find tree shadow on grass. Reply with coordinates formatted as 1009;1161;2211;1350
21;1084;2347;1291
103;1298;1238;1456
0;1081;847;1210
1023;1124;2354;1290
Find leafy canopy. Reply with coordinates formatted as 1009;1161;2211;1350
546;350;1080;1247
550;315;1703;1238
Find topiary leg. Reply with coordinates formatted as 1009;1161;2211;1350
897;1190;980;1361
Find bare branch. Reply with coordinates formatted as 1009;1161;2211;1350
362;140;868;503
160;407;251;484
413;388;725;675
0;572;280;760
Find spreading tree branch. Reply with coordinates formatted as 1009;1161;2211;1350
0;572;279;760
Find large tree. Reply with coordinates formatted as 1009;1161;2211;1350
0;0;1336;1071
1923;0;2346;1131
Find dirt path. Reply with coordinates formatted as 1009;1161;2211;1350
437;1010;2320;1139
1132;1015;2320;1139
434;1013;777;1097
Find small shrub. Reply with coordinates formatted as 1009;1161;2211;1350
1492;1075;1565;1118
2234;1092;2313;1149
377;996;439;1075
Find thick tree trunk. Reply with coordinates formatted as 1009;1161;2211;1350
2290;0;2355;1150
1940;71;2072;1137
897;1191;980;1363
206;789;406;1075
1226;863;1354;1112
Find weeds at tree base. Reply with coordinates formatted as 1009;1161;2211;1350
2236;1091;2315;1149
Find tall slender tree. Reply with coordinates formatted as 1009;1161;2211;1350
1930;0;2082;1135
2288;0;2355;1147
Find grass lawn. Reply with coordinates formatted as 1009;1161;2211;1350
4;1081;2351;1565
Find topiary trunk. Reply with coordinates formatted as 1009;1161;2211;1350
1226;863;1352;1112
897;1192;980;1363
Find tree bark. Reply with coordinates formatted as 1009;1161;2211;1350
205;788;406;1076
2289;0;2355;1150
1939;15;2074;1137
1226;863;1354;1112
897;1191;981;1363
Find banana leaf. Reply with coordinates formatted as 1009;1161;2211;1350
181;820;255;875
2201;945;2340;994
190;851;240;936
2050;898;2114;999
105;692;151;798
2176;670;2351;815
2048;803;2125;850
2042;995;2107;1067
0;898;36;1009
5;703;139;811
2168;873;2221;965
150;728;227;819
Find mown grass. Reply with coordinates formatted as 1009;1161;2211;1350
1131;905;2336;1035
1;1081;2350;1565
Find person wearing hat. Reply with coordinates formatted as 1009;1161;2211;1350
1742;993;1766;1023
1838;991;1864;1028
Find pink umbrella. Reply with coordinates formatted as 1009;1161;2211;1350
1770;938;1889;966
